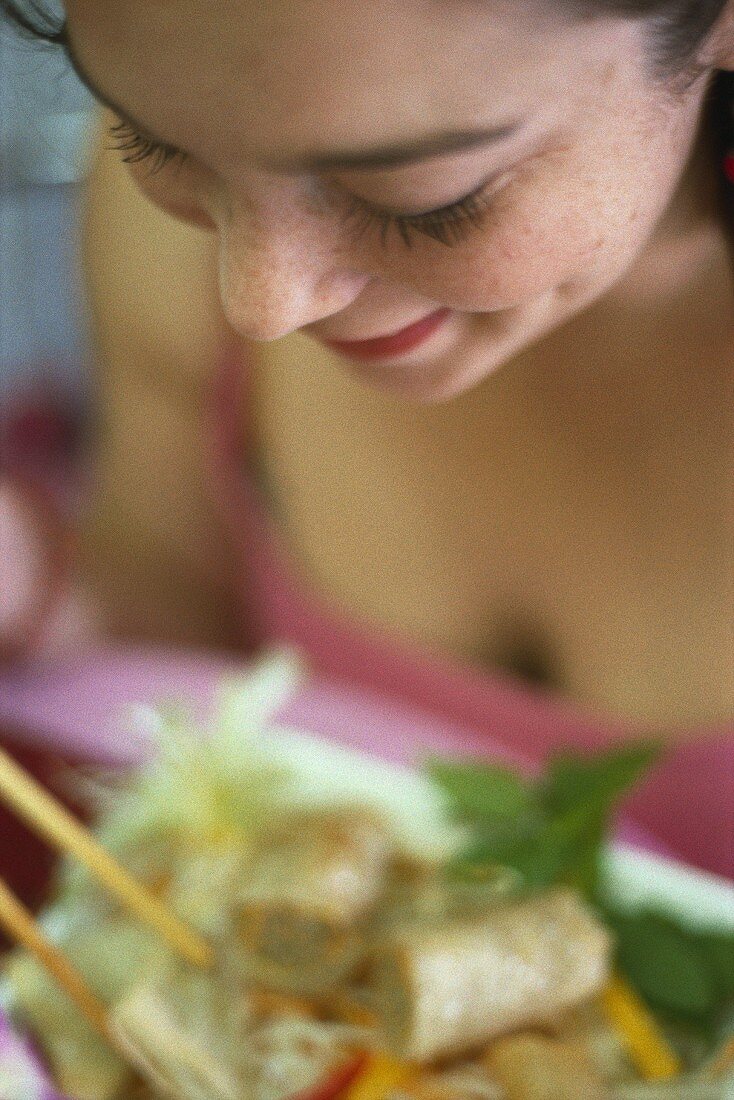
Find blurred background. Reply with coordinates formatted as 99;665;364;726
1;14;95;481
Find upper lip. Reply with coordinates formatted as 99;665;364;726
315;310;443;345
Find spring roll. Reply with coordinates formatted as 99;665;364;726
239;812;390;996
368;889;611;1062
486;1033;609;1099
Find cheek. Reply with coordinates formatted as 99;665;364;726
381;145;670;312
126;161;217;231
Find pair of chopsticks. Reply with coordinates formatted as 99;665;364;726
0;744;213;1047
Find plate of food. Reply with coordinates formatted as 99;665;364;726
0;649;732;1099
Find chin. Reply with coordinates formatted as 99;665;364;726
342;343;506;404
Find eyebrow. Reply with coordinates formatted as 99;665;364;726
61;26;524;172
267;124;524;172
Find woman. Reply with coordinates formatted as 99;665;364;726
1;0;732;874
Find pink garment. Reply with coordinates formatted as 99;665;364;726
206;344;734;879
0;346;731;884
1;381;99;659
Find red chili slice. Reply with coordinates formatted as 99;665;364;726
288;1052;369;1100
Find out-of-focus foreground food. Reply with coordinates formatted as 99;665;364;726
1;651;732;1100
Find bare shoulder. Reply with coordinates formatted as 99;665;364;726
80;111;242;647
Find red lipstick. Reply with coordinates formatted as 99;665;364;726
321;308;452;361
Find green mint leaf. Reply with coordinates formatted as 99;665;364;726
612;913;718;1018
428;744;661;903
514;804;606;894
451;804;605;895
564;812;606;898
543;741;660;818
507;827;572;890
448;812;541;875
426;760;536;822
698;935;734;1001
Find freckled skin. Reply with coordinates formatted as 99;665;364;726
64;0;730;401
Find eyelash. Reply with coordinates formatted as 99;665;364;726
107;122;185;175
107;122;496;249
340;182;495;250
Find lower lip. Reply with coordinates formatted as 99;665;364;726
321;308;453;361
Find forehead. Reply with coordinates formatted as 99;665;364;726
64;0;623;159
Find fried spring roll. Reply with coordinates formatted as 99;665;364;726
239;813;390;996
368;889;611;1062
486;1033;609;1099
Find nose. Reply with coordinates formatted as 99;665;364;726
216;194;370;342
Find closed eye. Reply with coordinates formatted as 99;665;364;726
107;121;187;175
340;176;503;249
107;120;505;250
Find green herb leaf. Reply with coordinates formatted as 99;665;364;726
609;912;719;1018
429;743;660;900
542;742;660;817
426;760;536;822
698;934;734;1001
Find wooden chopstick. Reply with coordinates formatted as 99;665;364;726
0;745;212;969
0;875;112;1043
0;878;154;1097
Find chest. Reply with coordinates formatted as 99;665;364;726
249;305;734;728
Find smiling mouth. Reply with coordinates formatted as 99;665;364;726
318;308;453;361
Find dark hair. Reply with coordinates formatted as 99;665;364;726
559;1;729;80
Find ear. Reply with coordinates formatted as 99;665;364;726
700;1;734;71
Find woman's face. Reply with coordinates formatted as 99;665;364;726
65;0;715;401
